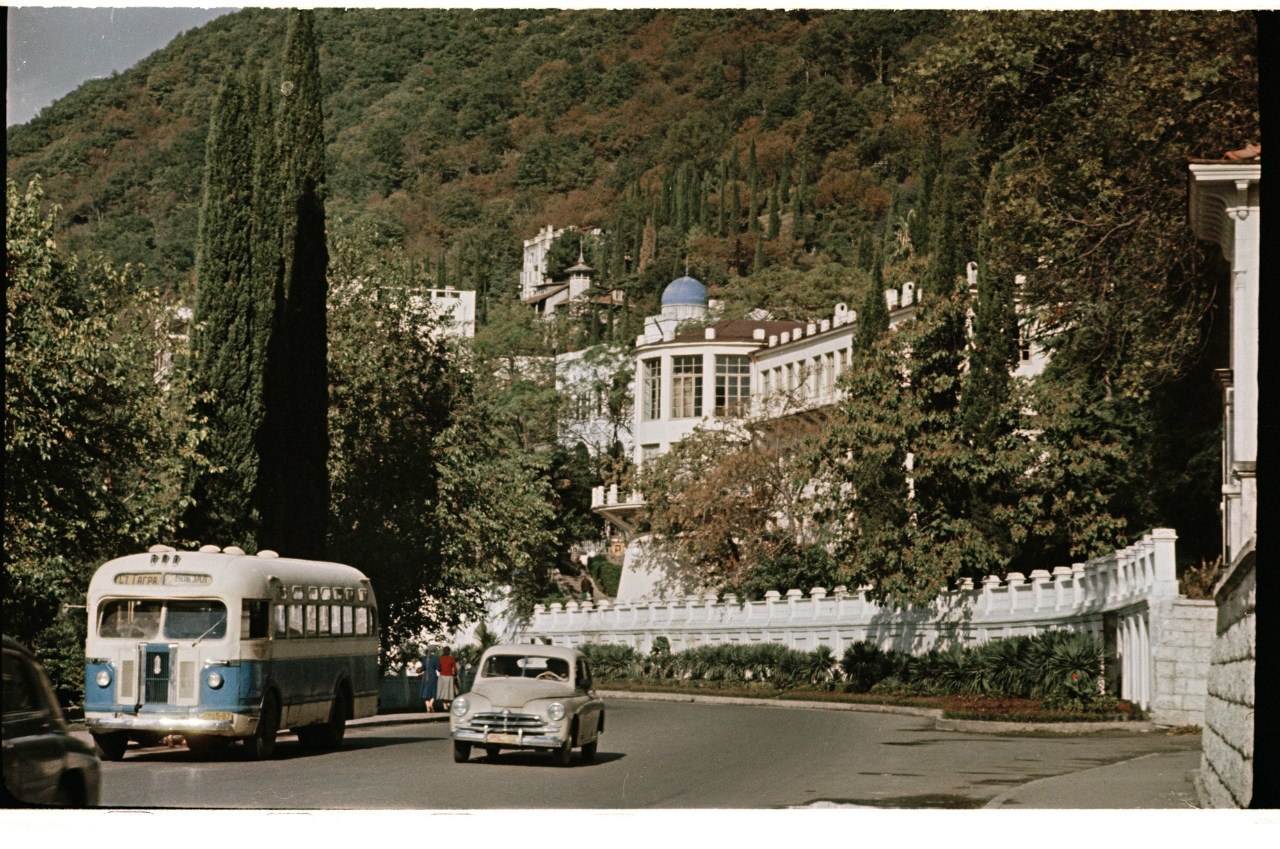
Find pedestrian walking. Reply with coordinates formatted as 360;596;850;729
437;646;458;711
421;647;439;713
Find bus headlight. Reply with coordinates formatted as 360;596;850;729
451;697;469;717
95;670;112;688
206;671;224;690
547;702;566;721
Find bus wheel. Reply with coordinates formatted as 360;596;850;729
245;693;279;760
299;690;348;751
92;732;128;762
186;735;229;759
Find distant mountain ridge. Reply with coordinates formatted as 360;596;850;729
6;7;948;311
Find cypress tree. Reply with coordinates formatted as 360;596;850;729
779;148;792;205
747;139;760;233
766;184;781;240
855;247;890;349
717;160;728;237
752;236;764;275
260;8;330;558
962;163;1020;443
188;68;261;549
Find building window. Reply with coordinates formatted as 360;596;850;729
715;355;751;415
640;443;661;467
671;355;703;419
824;353;836;393
1018;321;1032;361
642;358;662;421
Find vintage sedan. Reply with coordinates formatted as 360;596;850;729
450;644;603;766
2;636;101;806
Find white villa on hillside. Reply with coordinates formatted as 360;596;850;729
520;223;619;318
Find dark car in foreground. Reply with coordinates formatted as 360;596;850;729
2;636;101;806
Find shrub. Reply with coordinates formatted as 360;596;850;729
840;641;896;693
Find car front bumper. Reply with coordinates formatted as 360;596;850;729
451;727;566;749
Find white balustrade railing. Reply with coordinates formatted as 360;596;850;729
512;530;1194;717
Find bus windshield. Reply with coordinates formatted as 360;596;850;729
164;601;227;640
98;600;162;639
95;599;227;640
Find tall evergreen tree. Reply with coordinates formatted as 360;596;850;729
747;139;760;233
961;161;1019;444
260;9;330;557
855;248;889;349
188;68;263;549
766;184;781;240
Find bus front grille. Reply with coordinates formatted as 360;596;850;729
120;659;136;702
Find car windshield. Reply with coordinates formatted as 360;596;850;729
482;654;570;681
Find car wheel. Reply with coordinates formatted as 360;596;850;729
92;731;128;762
453;741;472;763
552;735;573;767
54;771;87;807
245;692;279;760
484;746;499;759
186;735;229;759
580;739;597;762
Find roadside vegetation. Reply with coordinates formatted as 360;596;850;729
579;632;1145;722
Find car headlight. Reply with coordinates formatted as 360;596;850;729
95;669;112;688
451;697;469;717
206;671;224;690
547;702;566;721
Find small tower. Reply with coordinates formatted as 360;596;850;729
566;249;594;302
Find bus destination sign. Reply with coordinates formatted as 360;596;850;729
115;573;213;586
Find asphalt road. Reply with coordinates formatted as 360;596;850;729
95;698;1202;809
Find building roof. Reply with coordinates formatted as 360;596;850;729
661;275;708;307
522;283;569;305
1188;143;1261;164
669;318;806;345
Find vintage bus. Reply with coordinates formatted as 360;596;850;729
84;545;379;760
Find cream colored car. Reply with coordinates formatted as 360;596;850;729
450;645;604;766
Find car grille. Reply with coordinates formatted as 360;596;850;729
469;711;545;732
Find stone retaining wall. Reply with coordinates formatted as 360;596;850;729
1196;547;1256;807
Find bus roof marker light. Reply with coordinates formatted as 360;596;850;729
257;550;279;559
199;545;221;553
148;544;176;553
222;546;246;556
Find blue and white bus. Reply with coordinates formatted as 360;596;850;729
84;545;379;760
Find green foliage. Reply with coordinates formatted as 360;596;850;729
5;179;204;705
578;631;1105;703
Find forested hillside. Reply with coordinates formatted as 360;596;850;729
6;7;1259;587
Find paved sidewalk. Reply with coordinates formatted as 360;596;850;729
985;749;1203;809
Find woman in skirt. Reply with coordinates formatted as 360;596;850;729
436;646;458;710
421;648;439;712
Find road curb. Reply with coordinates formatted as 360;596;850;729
599;690;1157;734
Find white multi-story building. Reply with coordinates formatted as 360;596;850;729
626;274;919;470
411;286;476;338
520;224;611;318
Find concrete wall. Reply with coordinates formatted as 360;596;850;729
1197;548;1256;807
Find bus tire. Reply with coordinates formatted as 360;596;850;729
245;692;279;760
299;687;348;751
92;732;128;762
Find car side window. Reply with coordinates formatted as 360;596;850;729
576;660;592;691
2;650;37;715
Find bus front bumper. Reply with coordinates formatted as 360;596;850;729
85;711;257;737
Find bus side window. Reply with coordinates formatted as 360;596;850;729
242;600;271;640
318;604;330;636
342;606;353;635
305;605;318;637
355;607;368;636
287;604;304;638
273;604;288;639
330;604;342;636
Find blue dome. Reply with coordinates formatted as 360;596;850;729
661;275;708;308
